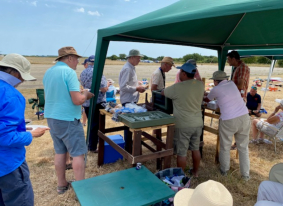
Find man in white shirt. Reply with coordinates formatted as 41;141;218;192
204;71;250;180
151;57;174;91
119;49;145;106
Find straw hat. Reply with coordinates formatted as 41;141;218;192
174;180;233;206
209;71;230;80
161;56;175;67
126;49;143;58
0;53;36;81
55;46;82;61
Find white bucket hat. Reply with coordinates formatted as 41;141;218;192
174;180;233;206
0;53;36;81
269;163;283;184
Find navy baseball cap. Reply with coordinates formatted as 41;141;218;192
176;63;196;74
87;55;95;62
82;59;88;65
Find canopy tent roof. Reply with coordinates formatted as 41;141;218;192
99;0;283;51
237;49;283;60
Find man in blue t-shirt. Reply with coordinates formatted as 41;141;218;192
43;47;94;194
246;86;261;117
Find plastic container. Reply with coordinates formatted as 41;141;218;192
104;134;125;164
118;111;175;129
152;90;173;114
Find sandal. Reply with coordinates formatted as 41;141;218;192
57;182;71;194
65;163;73;170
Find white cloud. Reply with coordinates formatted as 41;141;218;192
30;1;37;6
75;7;85;13
45;3;55;8
88;11;100;16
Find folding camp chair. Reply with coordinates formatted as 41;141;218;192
28;89;45;120
257;121;283;152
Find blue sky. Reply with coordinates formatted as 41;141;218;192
0;0;217;58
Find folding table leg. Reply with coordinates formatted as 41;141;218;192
132;130;142;167
163;125;174;169
155;129;162;170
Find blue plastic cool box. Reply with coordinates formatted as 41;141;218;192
104;134;125;164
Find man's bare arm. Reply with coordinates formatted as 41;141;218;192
70;91;94;105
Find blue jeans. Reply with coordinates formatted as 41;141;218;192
0;161;34;206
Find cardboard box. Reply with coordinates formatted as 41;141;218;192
104;134;125;164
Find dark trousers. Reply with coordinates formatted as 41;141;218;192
84;103;105;151
0;161;34;206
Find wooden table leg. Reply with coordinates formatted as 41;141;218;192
132;130;142;166
163;125;174;169
98;113;106;166
155;129;162;170
125;129;133;154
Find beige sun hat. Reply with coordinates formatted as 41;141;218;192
55;46;82;61
0;53;36;81
126;49;143;58
269;163;283;184
174;180;233;206
107;79;115;84
161;57;175;67
209;71;230;80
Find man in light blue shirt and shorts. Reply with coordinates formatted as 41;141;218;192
43;47;94;194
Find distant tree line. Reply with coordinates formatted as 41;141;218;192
106;53;283;67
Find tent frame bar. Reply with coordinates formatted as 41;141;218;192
117;34;283;49
223;13;246;46
117;34;221;47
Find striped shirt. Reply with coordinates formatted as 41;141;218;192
232;61;250;99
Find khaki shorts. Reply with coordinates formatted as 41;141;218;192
174;127;202;157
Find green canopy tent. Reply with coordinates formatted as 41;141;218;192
237;49;283;107
86;0;283;152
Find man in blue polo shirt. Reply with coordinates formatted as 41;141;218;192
246;86;262;117
0;53;50;206
43;47;94;194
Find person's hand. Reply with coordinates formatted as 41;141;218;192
254;110;259;114
83;90;94;100
30;127;50;138
136;86;145;93
248;109;251;114
274;105;281;113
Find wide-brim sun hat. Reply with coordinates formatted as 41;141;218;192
55;46;82;61
174;180;233;206
176;63;196;74
0;53;36;81
269;163;283;184
126;49;143;58
209;71;229;80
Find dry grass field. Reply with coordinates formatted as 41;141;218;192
15;59;283;206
